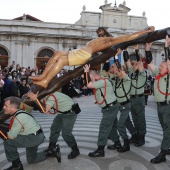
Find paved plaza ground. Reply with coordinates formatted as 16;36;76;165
0;95;170;170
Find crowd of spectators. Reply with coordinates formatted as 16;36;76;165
0;64;93;111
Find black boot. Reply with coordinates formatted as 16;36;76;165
117;139;130;153
150;150;167;164
166;148;170;155
107;140;121;150
135;134;145;147
4;158;23;170
45;142;55;157
45;142;61;162
88;146;105;157
129;134;138;144
68;145;80;159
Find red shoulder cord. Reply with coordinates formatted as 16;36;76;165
94;78;107;105
9;115;25;131
157;76;170;96
44;94;58;115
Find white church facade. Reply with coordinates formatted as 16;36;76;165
0;1;166;71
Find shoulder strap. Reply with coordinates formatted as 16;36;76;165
122;80;130;101
15;110;34;119
99;88;108;105
131;70;147;90
165;74;169;101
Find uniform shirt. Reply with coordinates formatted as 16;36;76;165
153;67;170;102
113;75;131;103
45;91;74;112
8;110;40;139
128;66;146;95
100;71;116;89
93;79;116;108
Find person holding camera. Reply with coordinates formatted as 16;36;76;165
27;91;81;161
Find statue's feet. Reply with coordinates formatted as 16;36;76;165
33;80;48;89
29;75;45;81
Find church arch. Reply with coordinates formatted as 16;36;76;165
36;48;54;70
0;46;9;68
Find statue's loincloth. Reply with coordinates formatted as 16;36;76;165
68;49;91;66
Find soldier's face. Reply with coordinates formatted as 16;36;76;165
133;61;138;71
116;68;122;77
3;100;14;115
109;64;115;73
90;75;95;82
159;62;168;74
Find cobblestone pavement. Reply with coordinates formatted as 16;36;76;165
0;95;170;170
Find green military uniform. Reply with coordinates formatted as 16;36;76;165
3;110;46;163
153;68;170;150
128;66;146;135
93;78;119;146
45;91;78;148
113;75;136;140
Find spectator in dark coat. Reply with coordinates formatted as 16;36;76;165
19;78;30;97
3;74;12;98
9;77;19;97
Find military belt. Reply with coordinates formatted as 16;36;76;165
120;100;130;105
30;129;43;136
102;100;117;109
58;109;73;114
131;94;144;98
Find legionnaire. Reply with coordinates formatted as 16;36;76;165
99;62;122;150
145;35;170;164
0;96;47;170
83;65;120;157
107;49;137;152
28;91;80;160
123;45;147;146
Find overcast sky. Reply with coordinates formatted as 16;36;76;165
0;0;169;30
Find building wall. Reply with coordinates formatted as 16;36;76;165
0;2;165;70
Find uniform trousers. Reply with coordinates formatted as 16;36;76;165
157;104;170;150
50;112;77;148
130;96;146;135
4;133;46;163
118;102;136;140
97;102;119;146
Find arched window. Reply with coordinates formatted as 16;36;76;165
38;49;54;58
0;47;8;56
0;46;8;67
36;49;54;69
